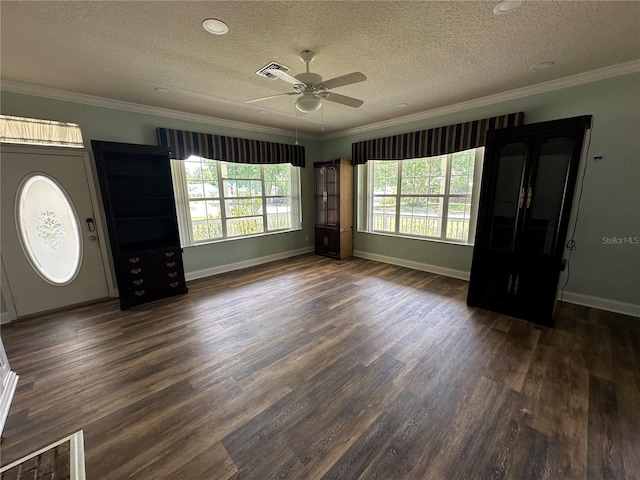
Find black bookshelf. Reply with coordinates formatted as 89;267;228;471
92;140;187;309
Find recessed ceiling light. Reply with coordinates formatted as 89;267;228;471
397;103;409;108
494;0;525;14
202;18;229;35
154;87;170;94
530;61;554;71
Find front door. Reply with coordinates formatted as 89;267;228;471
1;146;111;317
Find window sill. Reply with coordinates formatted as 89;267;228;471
356;229;475;247
183;227;302;248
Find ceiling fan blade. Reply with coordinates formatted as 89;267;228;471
323;92;364;108
321;72;367;90
265;69;303;86
245;92;299;104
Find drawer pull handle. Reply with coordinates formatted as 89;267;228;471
166;261;176;267
165;251;175;257
168;272;177;278
169;282;179;288
134;290;146;296
132;279;144;286
129;257;140;263
130;268;142;274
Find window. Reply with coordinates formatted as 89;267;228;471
171;156;301;245
0;115;84;148
16;174;82;285
358;147;484;244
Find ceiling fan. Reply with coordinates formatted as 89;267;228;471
247;50;367;113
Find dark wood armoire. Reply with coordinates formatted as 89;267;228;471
467;115;592;325
314;158;353;259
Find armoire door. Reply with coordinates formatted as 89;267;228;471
468;115;591;325
315;166;327;227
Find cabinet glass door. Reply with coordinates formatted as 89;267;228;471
523;137;574;255
315;167;326;226
326;166;338;226
487;142;527;251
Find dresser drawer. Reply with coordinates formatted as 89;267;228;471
116;247;187;309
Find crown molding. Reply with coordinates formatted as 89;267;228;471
2;59;638;142
0;80;318;141
320;59;640;140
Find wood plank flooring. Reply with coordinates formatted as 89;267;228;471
1;254;638;479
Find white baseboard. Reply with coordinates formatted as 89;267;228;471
353;250;639;318
185;246;314;282
353;250;470;281
558;291;640;318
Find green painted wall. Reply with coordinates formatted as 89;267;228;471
0;92;320;304
1;72;639;312
321;72;640;306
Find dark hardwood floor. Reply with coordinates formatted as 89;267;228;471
1;254;638;479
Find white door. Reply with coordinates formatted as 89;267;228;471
1;147;111;317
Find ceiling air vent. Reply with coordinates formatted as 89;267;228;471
256;62;290;80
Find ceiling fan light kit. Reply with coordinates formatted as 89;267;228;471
247;50;367;117
296;92;323;113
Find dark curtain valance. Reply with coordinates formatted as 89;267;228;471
156;127;305;167
352;112;524;165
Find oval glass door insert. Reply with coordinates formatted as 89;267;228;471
16;174;82;285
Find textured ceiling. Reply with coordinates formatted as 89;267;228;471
1;1;639;135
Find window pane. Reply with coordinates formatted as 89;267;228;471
222;179;261;198
398;196;443;237
372;196;396;232
189;200;222;242
17;174;82;285
185;158;218;199
223;180;237;197
184;161;202;181
264;164;291;196
187;182;205;199
447;195;472;241
371;161;398;195
402;157;447;195
223;163;261;179
450;150;475;195
250;180;262;196
225;198;263;217
399;196;425;235
227;217;264;237
267;197;291;230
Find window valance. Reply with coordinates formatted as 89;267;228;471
352;112;524;165
156;127;305;167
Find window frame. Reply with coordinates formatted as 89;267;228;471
171;156;302;246
358;147;484;245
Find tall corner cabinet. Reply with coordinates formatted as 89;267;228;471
92;140;187;310
467;115;592;326
314;158;353;259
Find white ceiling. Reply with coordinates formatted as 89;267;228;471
1;1;639;135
